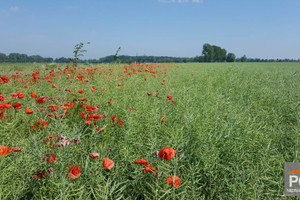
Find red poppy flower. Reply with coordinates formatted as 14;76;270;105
48;134;57;139
111;115;117;122
108;100;113;105
0;103;11;110
172;100;176;104
161;82;165;85
31;92;38;98
1;75;9;83
96;127;104;132
80;112;87;119
0;94;5;102
91;86;97;92
12;147;21;152
68;165;81;179
85;119;92;125
42;153;57;164
78;89;83;93
165;175;180;188
159;147;176;160
142;164;157;174
25;108;33;114
13;102;22;110
162;117;166;122
33;171;46;179
0;146;13;156
103;158;114;169
134;158;148;165
167;94;173;101
37;96;46;104
86;105;97;112
89;152;99;158
147;92;153;96
17;92;25;99
117;120;123;126
11;93;18;98
128;107;134;111
118;83;122;87
31;120;48;130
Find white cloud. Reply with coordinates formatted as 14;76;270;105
158;0;203;3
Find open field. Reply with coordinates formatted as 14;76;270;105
0;62;300;199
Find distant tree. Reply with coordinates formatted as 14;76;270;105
8;53;28;62
202;44;227;62
226;53;236;62
194;56;204;62
44;57;54;63
73;42;90;65
19;54;28;62
8;53;20;62
28;55;44;62
212;45;226;62
0;53;7;62
241;55;247;62
55;57;71;63
182;58;188;63
113;47;121;63
220;48;227;61
202;43;214;62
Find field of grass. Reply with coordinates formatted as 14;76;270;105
0;62;299;199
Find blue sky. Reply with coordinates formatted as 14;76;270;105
0;0;299;59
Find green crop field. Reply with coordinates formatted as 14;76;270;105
0;62;299;199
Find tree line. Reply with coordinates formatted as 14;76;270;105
1;44;299;63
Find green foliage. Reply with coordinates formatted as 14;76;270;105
0;51;299;64
113;46;121;63
0;53;7;62
0;62;300;199
226;53;236;62
202;43;227;62
241;55;247;62
72;42;90;65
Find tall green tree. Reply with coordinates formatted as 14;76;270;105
8;53;28;62
0;53;7;62
73;42;90;65
202;43;214;62
226;53;236;62
202;44;227;62
241;55;247;62
28;55;44;62
113;46;121;63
